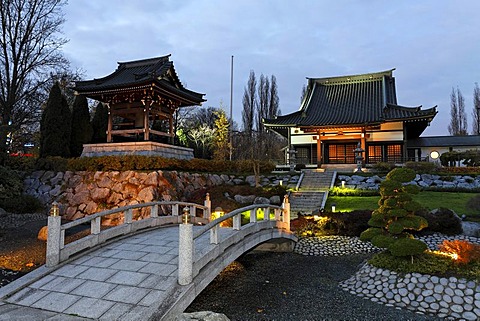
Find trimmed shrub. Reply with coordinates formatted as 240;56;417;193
0;166;23;201
324;210;372;236
405;161;437;173
329;186;379;196
360;167;428;257
389;237;428;257
416;208;463;235
371;162;396;172
0;194;44;213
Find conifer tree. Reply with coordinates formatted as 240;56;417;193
70;95;93;157
212;109;231;160
40;82;71;158
91;102;108;143
360;168;428;257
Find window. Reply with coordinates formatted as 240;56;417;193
367;143;403;163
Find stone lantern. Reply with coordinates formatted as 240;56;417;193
354;142;364;173
288;145;297;172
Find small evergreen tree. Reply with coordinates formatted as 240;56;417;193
70;95;93;157
91;102;108;143
360;168;428;257
40;82;71;158
212;109;231;160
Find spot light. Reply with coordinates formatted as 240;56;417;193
430;150;439;159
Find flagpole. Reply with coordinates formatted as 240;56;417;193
229;55;234;161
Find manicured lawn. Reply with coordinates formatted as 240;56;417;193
325;191;480;217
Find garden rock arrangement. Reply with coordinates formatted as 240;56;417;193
23;170;299;221
294;235;380;256
297;234;480;320
340;263;480;320
337;174;480;190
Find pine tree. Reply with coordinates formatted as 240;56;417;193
40;82;71;158
70;95;93;157
91;102;108;143
360;168;428;257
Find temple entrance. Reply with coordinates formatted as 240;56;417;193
324;143;357;164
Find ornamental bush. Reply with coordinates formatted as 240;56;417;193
360;167;428;257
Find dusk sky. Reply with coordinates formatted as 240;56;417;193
62;1;480;136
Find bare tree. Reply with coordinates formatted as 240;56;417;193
300;84;307;104
257;74;269;133
268;75;280;118
458;87;468;135
0;0;69;156
473;83;480;135
448;87;468;136
242;70;256;135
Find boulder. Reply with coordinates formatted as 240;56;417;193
37;226;48;241
176;311;230;321
234;194;256;204
269;195;281;205
254;196;270;204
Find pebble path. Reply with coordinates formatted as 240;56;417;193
294;234;480;321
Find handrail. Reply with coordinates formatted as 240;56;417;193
61;201;208;230
46;197;212;267
193;203;281;239
178;195;292;285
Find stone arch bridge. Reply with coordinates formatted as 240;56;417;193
0;196;297;320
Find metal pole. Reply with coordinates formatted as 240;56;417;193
229;55;234;161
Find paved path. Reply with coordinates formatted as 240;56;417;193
0;225;235;320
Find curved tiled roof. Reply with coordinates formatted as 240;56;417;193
264;69;436;129
73;55;205;105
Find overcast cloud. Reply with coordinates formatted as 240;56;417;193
62;1;480;136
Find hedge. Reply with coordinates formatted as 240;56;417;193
8;155;276;175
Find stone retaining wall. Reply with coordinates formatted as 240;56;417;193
23;170;300;221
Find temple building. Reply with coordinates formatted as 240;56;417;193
263;69;437;166
73;55;205;159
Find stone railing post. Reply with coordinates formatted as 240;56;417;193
282;194;290;231
46;202;61;267
204;193;211;220
178;208;194;285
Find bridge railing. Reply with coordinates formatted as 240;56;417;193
178;195;291;285
46;196;212;267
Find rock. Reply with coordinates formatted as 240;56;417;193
91;188;110;201
176;311;230;321
245;175;257;186
234;194;256;204
37;226;48;241
0;207;7;217
462;221;480;237
254;196;270;204
269;195;281;205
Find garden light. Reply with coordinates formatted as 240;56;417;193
49;202;59;216
182;206;190;224
212;207;224;220
331;204;336;212
341;180;345;189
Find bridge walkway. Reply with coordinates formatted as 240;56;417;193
0;225;239;320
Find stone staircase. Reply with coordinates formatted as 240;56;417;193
289;170;336;219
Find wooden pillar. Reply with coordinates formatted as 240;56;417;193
144;105;150;141
316;130;322;167
169;114;174;144
107;103;112;143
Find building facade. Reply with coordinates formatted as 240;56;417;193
264;69;437;166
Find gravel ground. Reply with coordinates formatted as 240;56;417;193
186;252;444;321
